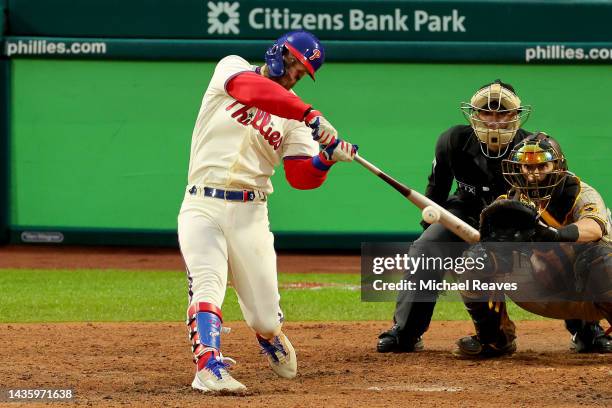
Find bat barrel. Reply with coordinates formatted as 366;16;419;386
353;154;481;243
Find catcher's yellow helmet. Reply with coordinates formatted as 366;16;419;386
502;132;567;206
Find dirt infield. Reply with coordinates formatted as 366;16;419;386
0;245;360;273
1;246;610;407
1;321;610;407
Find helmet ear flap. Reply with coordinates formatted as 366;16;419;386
264;43;285;78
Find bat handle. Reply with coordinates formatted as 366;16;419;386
354;154;383;175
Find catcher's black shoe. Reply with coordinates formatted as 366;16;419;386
570;324;612;353
376;324;424;353
454;335;516;358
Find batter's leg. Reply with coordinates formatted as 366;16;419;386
178;198;229;307
225;201;297;379
178;197;246;392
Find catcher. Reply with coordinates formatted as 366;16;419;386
455;132;611;357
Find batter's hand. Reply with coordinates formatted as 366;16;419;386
304;109;337;145
320;139;358;162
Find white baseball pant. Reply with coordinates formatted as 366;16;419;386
178;190;284;337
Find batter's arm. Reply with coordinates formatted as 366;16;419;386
283;156;331;190
225;72;311;121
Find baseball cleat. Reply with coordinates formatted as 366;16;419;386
454;335;516;358
257;332;297;379
191;353;246;393
570;327;612;353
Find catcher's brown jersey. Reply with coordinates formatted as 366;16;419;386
539;175;611;243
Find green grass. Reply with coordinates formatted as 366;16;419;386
0;269;547;323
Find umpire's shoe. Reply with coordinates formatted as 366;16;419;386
571;323;612;353
257;332;297;378
377;324;424;353
454;335;517;358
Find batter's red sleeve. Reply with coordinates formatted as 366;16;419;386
226;72;311;120
283;156;333;190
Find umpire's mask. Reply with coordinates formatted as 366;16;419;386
461;81;532;158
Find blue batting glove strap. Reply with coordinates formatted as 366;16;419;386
312;154;333;171
308;117;325;141
308;116;320;130
321;138;340;160
311;128;320;141
311;128;325;141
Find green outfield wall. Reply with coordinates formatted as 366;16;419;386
0;0;7;244
0;60;7;245
9;60;611;246
3;0;612;248
0;0;5;36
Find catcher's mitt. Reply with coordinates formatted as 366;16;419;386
479;199;538;242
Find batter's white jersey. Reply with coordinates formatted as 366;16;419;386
187;55;319;194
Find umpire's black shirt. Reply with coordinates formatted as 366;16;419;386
425;125;532;216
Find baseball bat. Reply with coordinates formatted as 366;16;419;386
354;155;481;243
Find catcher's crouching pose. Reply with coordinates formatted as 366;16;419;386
179;31;357;392
456;133;612;357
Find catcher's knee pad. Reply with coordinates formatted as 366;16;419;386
186;302;223;369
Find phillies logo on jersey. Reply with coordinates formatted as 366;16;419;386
226;101;283;150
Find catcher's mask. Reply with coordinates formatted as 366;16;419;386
460;80;532;158
502;132;568;208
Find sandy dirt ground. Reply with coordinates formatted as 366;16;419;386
0;321;610;408
0;246;610;407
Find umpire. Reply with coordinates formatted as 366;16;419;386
377;80;532;353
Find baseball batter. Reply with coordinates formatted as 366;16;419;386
178;30;357;392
